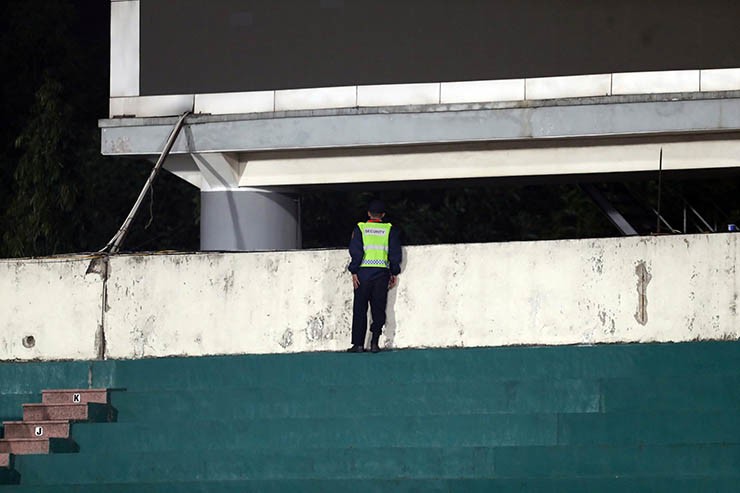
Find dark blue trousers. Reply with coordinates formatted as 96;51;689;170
351;272;390;346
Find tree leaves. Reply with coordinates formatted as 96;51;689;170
300;184;616;249
0;1;199;257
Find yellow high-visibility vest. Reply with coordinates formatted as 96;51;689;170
358;222;392;268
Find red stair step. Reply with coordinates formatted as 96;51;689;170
2;420;70;439
42;389;109;405
23;403;116;422
0;438;77;455
0;453;10;468
0;438;49;455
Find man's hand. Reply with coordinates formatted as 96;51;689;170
388;275;398;289
352;274;360;290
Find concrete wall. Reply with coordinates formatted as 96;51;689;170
1;234;738;361
0;256;104;360
110;68;740;118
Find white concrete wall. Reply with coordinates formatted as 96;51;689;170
1;234;738;361
109;0;139;98
0;256;104;360
104;250;350;358
110;68;740;117
103;233;738;358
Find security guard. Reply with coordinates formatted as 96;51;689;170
347;199;402;353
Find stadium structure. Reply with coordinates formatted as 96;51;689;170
1;1;739;490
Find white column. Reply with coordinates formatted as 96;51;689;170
200;189;301;251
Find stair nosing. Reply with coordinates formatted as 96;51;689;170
23;403;102;408
42;389;107;392
0;437;54;443
3;420;70;425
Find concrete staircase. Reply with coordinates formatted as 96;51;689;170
0;342;739;491
0;390;116;484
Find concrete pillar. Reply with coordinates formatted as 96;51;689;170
200;189;301;251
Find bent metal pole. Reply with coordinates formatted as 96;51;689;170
100;111;191;254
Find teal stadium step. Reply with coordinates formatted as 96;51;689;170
0;341;738;491
0;452;16;484
0;477;739;493
12;443;740;483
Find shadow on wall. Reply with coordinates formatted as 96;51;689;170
383;287;399;350
377;247;408;350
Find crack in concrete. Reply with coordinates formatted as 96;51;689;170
634;261;652;326
86;255;109;360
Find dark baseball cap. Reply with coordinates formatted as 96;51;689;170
368;199;385;213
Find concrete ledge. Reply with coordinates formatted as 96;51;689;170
0;256;103;361
102;234;739;359
2;234;737;361
101;95;740;157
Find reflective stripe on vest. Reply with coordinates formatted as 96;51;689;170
359;222;391;268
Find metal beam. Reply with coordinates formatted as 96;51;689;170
580;184;639;236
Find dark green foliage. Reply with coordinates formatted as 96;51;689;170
6;74;84;255
0;0;199;258
301;184;616;248
301;174;740;249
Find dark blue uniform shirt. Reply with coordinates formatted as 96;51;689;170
348;220;402;282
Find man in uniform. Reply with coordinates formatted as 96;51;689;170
347;199;402;353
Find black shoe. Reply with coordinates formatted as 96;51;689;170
346;345;364;353
370;341;381;353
